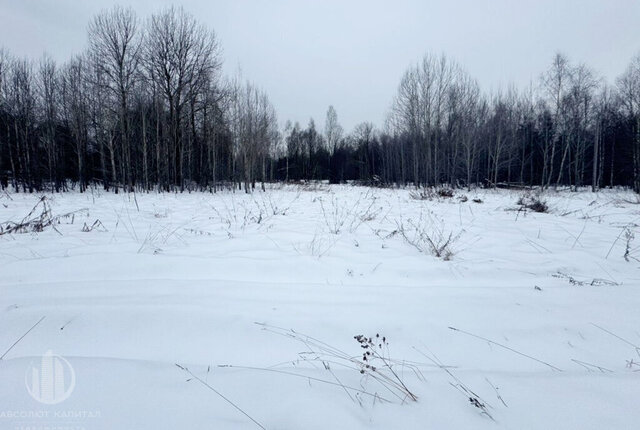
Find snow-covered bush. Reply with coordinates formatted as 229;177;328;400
409;186;455;201
395;210;462;260
517;194;548;213
318;192;378;234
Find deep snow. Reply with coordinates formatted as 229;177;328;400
0;185;638;429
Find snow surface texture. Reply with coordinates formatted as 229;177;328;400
0;185;638;429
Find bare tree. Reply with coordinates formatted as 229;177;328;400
541;53;571;188
0;49;9;188
390;63;421;186
454;75;482;188
324;105;343;183
37;54;59;190
145;6;222;189
617;53;640;193
228;77;278;192
61;55;90;192
353;122;376;180
325;105;343;154
88;6;142;191
559;64;599;188
6;59;37;191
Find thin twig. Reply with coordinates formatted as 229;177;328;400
570;221;587;249
413;345;494;419
605;228;627;259
571;359;613;373
175;364;266;430
590;323;640;349
448;326;562;371
0;316;46;360
485;378;508;407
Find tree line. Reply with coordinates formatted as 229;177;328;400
0;6;278;193
0;6;639;193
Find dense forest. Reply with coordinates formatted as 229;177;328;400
1;6;639;193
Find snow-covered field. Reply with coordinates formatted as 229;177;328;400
0;185;639;429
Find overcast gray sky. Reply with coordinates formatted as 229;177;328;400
1;0;639;131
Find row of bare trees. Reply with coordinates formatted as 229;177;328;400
0;6;278;193
1;7;639;192
383;52;640;191
269;51;637;191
